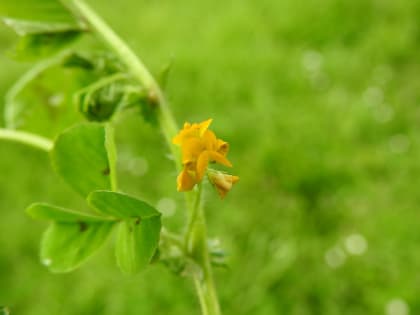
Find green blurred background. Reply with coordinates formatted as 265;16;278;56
1;0;420;314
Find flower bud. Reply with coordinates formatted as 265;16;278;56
207;170;239;199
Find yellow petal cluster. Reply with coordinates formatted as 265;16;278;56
172;119;238;197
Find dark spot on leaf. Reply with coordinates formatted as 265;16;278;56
102;167;110;176
78;221;88;232
135;218;141;225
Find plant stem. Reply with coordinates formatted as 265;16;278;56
67;1;222;314
0;128;53;152
187;183;222;315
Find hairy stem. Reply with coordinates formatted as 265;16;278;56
67;1;222;314
0;128;53;152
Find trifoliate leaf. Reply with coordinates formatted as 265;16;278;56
51;123;114;197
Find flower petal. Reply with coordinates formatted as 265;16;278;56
177;168;196;191
208;151;232;168
181;137;205;164
202;130;218;151
198;119;213;136
196;151;210;181
216;139;229;155
172;121;200;145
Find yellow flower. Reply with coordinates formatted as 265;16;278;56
172;119;238;197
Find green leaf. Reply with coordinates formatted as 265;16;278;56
4;51;125;135
3;18;81;36
4;51;98;136
88;190;160;219
51;123;114;197
75;75;126;122
157;58;173;90
116;216;161;274
62;52;95;70
1;2;85;61
0;1;81;29
26;202;112;222
11;30;81;61
139;96;158;126
87;190;161;273
40;221;114;273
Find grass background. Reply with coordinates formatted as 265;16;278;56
1;0;420;314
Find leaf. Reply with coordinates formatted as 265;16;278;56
1;2;85;61
0;1;79;27
51;123;114;197
157;58;173;90
87;190;161;274
3;17;81;36
75;76;126;122
88;190;160;219
116;216;161;274
26;202;112;222
40;221;114;273
4;51;125;135
139;96;158;126
62;52;95;70
4;52;97;135
11;30;81;61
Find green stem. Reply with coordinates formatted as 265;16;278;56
0;128;53;152
67;1;222;314
187;184;222;315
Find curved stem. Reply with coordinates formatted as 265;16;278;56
0;128;53;152
66;0;180;169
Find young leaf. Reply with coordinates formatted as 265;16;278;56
62;52;95;70
27;202;112;222
51;123;114;197
116;216;161;274
11;30;81;61
157;58;173;90
75;77;125;122
40;221;114;273
88;190;160;219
